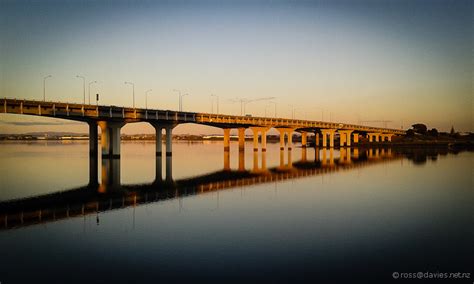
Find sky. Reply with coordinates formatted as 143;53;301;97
0;0;472;134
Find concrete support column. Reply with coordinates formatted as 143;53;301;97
88;121;98;157
321;129;336;148
152;125;163;156
339;131;346;147
287;130;293;150
253;152;259;172
375;133;380;142
314;147;320;162
166;126;173;156
238;128;246;151
288;149;293;167
315;133;320;146
368;134;373;142
165;156;173;183
322;131;328;147
261;129;267;152
338;130;353;146
279;149;285;168
353;133;359;144
99;121;125;158
251;128;259;152
224;150;230;171
301;147;307;162
346;130;353;146
301;132;308;148
262;152;267;170
387;134;393;142
322;149;327;166
279;129;285;150
154;157;162;183
223;128;231;151
238;150;245;171
329;130;335;148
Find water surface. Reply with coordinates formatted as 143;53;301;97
0;141;472;283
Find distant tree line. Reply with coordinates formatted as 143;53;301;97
406;123;461;138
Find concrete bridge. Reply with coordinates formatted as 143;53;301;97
3;98;405;158
0;147;399;231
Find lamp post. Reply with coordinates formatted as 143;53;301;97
145;89;152;109
125;82;135;108
76;75;85;104
43;75;52;101
88;81;98;105
173;89;182;111
211;94;219;114
264;104;271;117
181;93;189;111
288;105;295;119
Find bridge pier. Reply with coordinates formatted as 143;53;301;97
238;128;246;151
165;156;173;183
250;127;269;152
88;121;98;157
279;129;285;150
165;125;174;156
353;133;359;144
277;128;294;150
223;128;231;151
238;149;245;171
315;133;320;147
301;147;307;162
155;157;163;183
153;125;163;156
338;130;353;147
321;129;336;148
368;132;381;143
301;132;308;148
224;149;230;171
380;133;394;142
98;121;125;158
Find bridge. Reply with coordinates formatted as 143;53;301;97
0;146;400;231
2;98;405;158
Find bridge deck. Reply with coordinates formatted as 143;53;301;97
3;98;405;134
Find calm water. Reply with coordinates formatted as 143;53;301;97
0;141;472;283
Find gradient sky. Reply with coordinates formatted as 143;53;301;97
0;0;472;134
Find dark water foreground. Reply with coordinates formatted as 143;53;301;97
0;142;472;283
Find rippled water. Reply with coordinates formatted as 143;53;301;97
0;141;472;283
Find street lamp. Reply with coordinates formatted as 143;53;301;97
145;89;152;109
288;105;295;119
181;93;189;111
76;75;85;104
43;75;52;101
88;81;98;105
173;89;181;111
264;104;271;117
211;94;219;114
125;82;135;108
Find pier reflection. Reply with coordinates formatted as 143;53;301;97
0;147;459;230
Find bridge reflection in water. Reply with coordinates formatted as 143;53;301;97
1;146;444;231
